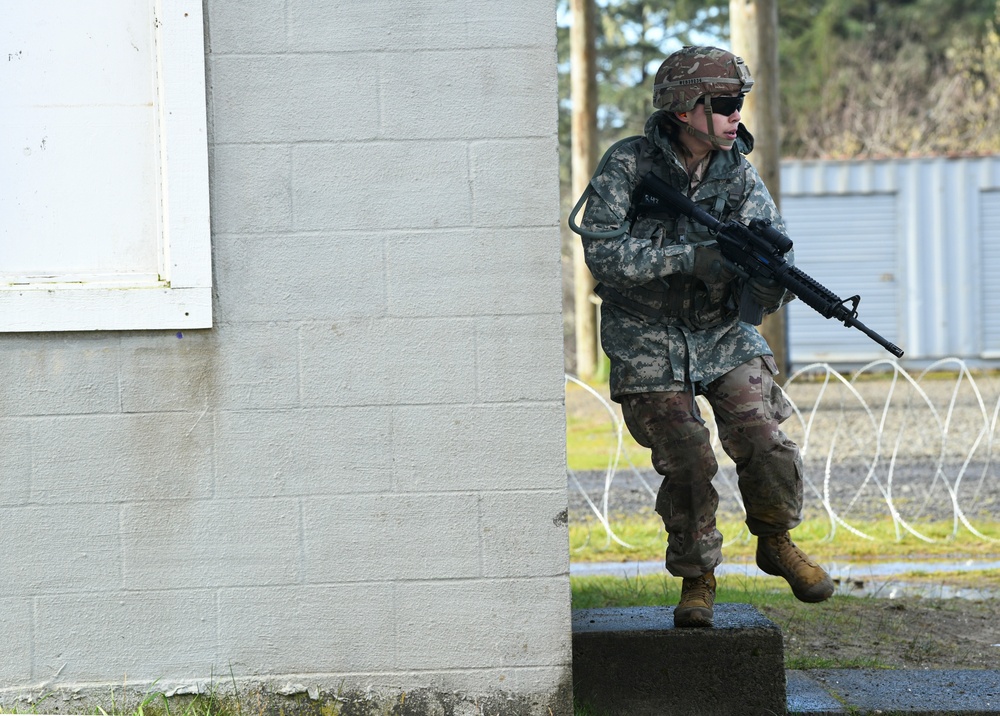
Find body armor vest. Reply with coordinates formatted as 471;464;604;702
594;135;748;330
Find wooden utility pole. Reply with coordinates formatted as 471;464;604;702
729;0;790;375
570;0;600;379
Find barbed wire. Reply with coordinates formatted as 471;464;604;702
566;358;1000;547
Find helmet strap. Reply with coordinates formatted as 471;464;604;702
697;97;727;150
669;100;728;151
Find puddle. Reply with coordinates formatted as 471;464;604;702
569;558;1000;599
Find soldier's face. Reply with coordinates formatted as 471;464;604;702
678;94;742;150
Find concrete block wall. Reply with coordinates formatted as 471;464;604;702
0;1;570;713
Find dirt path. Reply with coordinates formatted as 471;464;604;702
764;596;1000;669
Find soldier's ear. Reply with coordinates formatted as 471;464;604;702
676;111;689;124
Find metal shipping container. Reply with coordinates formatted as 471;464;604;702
779;155;1000;369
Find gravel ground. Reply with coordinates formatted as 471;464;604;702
567;368;1000;529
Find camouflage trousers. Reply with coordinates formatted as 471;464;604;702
620;356;803;578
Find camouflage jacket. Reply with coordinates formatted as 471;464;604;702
580;110;790;401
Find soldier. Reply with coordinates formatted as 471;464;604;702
571;46;834;627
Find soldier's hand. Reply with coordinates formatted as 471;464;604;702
749;277;785;308
691;245;736;283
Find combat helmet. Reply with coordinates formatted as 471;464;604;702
653;45;754;150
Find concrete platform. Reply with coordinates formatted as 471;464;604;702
572;604;785;716
572;604;1000;715
787;669;1000;715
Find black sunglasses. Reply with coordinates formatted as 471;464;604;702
697;94;745;116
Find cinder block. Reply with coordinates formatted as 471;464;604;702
479;490;569;578
210;144;292;235
572;605;786;716
33;591;217;683
471;139;561;228
288;0;466;52
214;407;393;497
475;314;565;403
0;505;120;597
299;318;478;407
385;229;562;318
302;494;481;582
392;404;566;492
120;499;300;588
0;597;33;682
200;322;300;410
380;50;559;140
0;334;120;416
206;0;287;54
30;414;213;504
460;0;559;48
291;142;471;232
289;0;392;51
211;55;379;143
394;577;572;670
0;419;31;507
288;0;556;51
218;584;394;673
119;330;217;412
213;233;386;323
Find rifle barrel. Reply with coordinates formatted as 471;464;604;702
783;267;905;358
843;315;905;358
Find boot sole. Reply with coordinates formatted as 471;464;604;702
757;555;835;603
674;607;714;628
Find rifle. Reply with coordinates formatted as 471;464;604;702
629;172;904;358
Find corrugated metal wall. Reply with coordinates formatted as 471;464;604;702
779;156;1000;368
982;189;1000;356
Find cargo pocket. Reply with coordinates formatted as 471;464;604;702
761;355;794;424
620;396;654;448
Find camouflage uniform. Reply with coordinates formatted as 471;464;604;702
579;109;804;578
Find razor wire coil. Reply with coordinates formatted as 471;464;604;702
566;359;1000;548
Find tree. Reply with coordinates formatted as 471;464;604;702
570;0;600;379
729;0;788;373
777;0;1000;158
559;0;728;377
559;0;1000;167
560;0;729;150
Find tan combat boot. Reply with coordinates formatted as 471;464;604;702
757;532;835;603
674;571;716;628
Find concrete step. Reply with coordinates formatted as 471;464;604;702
788;669;1000;715
572;605;1000;715
572;604;786;716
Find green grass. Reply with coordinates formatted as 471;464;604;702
570;513;1000;563
565;411;649;473
572;571;797;609
565;381;650;473
892;568;1000;590
572;702;608;716
2;678;243;716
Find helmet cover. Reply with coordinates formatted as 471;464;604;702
653;46;754;112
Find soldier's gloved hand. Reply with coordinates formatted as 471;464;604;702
749;277;785;308
691;245;736;283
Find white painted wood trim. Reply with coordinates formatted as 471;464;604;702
0;0;212;332
156;0;212;291
0;287;211;332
